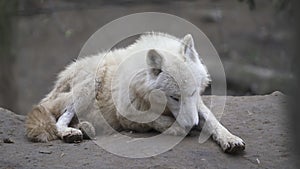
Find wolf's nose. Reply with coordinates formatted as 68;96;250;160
192;124;198;129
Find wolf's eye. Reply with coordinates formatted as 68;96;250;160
170;96;179;102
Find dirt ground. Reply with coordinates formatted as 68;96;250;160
0;92;296;169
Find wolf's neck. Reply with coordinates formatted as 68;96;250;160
129;71;155;111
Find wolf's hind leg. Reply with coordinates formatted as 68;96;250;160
26;105;58;142
56;104;83;143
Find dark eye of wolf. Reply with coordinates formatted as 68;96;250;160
170;95;179;102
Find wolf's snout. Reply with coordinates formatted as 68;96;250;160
177;108;199;131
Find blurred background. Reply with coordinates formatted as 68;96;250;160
0;0;294;115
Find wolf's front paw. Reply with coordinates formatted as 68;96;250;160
78;121;96;139
60;128;83;143
215;133;245;153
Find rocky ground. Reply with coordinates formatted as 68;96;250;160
0;92;297;169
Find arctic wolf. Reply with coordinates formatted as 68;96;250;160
26;32;245;153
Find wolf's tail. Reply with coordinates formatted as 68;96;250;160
25;105;58;142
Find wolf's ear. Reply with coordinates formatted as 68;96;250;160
182;34;196;62
146;49;163;76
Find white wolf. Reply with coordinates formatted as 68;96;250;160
25;32;245;153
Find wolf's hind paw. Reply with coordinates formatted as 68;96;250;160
61;128;83;143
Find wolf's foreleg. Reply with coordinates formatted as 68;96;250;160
148;115;188;136
197;98;245;153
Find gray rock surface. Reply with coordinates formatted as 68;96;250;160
0;92;296;169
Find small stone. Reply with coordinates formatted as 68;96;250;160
39;150;52;154
271;91;284;96
256;158;260;165
60;152;65;157
3;138;14;143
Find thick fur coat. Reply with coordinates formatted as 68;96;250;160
26;32;245;153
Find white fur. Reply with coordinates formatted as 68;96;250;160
56;105;82;139
27;32;245;153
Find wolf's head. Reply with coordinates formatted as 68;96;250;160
146;34;210;130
